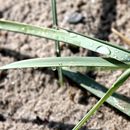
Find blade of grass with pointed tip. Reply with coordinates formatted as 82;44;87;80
0;19;130;61
0;57;130;70
63;68;130;130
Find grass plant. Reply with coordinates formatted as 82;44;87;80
0;1;130;129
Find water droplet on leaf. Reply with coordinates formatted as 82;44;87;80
96;46;111;55
51;67;56;71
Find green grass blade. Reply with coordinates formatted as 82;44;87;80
71;68;130;130
51;0;58;27
51;0;61;56
63;68;130;117
0;57;130;70
0;19;130;61
51;0;63;85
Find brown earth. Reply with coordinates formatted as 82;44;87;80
0;0;130;130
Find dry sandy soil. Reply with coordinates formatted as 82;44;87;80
0;0;130;130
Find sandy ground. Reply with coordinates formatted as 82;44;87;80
0;0;130;130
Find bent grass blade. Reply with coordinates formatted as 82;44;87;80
0;19;130;61
72;68;130;130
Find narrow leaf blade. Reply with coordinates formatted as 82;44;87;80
0;19;130;61
0;57;130;70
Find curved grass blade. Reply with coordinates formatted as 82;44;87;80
72;68;130;130
0;57;130;70
0;19;130;61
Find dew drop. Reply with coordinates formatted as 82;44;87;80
96;46;111;55
51;67;56;71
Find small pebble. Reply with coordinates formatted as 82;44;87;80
67;12;84;24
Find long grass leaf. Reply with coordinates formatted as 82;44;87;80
0;57;130;70
0;19;130;61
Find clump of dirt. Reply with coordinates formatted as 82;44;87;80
0;0;130;130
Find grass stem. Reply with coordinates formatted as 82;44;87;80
51;0;63;85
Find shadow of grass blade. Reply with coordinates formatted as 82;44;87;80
0;19;130;61
0;57;130;70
